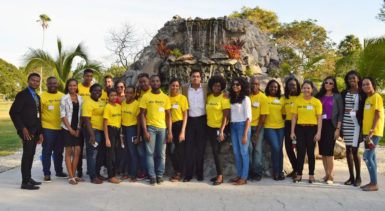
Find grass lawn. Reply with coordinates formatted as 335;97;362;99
0;102;21;156
379;136;385;146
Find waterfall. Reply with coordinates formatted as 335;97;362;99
213;20;218;54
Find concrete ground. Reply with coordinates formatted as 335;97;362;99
1;145;385;211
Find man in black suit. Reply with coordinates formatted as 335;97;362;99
9;73;44;190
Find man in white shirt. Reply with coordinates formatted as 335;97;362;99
181;68;209;182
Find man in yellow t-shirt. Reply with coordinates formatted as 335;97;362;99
248;77;269;181
139;75;172;185
100;75;114;103
40;77;66;181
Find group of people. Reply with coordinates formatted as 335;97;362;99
9;68;384;191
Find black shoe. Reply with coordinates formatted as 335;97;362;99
44;175;51;182
344;178;354;185
273;174;279;181
29;178;42;186
56;172;68;177
213;180;223;186
354;178;362;187
287;171;297;178
254;175;262;181
156;177;164;184
210;177;217;182
183;177;192;182
149;178;156;186
278;174;285;181
21;182;40;190
77;171;83;178
197;176;203;181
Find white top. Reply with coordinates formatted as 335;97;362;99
60;94;83;130
231;96;252;123
188;84;206;117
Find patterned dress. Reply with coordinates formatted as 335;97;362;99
342;92;360;147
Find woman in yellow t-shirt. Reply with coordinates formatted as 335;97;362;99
168;78;189;182
361;77;384;191
121;86;140;182
283;77;301;178
264;79;285;181
290;80;322;183
206;76;230;186
82;83;105;184
103;88;122;184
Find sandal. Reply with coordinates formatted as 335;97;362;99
228;177;240;183
293;175;302;183
75;177;85;182
170;173;182;182
69;178;78;185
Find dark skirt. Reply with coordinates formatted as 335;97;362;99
319;119;336;156
61;128;81;147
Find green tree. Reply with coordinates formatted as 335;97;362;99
358;36;385;87
36;14;51;93
335;34;362;77
229;6;280;35
95;65;127;85
24;39;102;92
377;0;385;22
0;59;26;99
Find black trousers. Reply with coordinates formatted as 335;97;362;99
285;121;298;173
106;126;121;178
21;133;38;184
296;125;317;176
77;130;84;174
207;126;223;175
167;121;185;174
185;115;207;179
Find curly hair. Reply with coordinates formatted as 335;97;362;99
362;76;377;91
64;78;78;94
229;77;249;104
265;79;281;98
284;77;301;99
208;75;227;92
90;83;102;93
344;70;362;90
315;76;339;99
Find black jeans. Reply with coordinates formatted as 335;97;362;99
207;126;223;175
185;115;207;179
167;121;185;174
21;133;38;183
106;126;121;178
285;121;298;173
296;125;317;176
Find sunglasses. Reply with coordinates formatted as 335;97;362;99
233;83;241;86
324;82;334;85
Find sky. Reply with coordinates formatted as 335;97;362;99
0;0;384;68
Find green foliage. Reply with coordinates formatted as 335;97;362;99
24;39;102;92
230;6;280;35
337;35;362;56
336;76;346;92
357;36;385;87
94;65;127;84
0;59;26;99
39;14;51;21
170;48;183;58
377;0;385;22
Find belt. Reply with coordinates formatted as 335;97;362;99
298;124;317;127
189;115;206;119
345;109;357;113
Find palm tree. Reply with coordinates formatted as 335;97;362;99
358;36;385;87
24;39;102;91
36;14;51;92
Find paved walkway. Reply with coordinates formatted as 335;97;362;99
1;145;385;210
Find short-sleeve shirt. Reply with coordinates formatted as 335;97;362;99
292;96;323;125
206;93;231;128
78;83;92;102
100;90;109;103
169;94;189;123
264;96;285;129
82;99;106;130
121;100;140;127
40;92;64;130
103;104;122;128
139;91;171;129
363;93;384;136
284;95;298;121
249;92;269;126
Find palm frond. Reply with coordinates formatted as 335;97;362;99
358;36;385;86
24;48;56;72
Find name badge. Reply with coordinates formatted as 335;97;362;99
350;111;356;117
365;104;371;110
274;99;280;103
322;114;327;119
172;104;179;109
253;102;260;107
307;105;313;110
48;105;54;110
158;107;165;112
37;112;40;118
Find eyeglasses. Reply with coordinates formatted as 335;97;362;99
324;82;334;85
233;83;241;87
117;86;124;88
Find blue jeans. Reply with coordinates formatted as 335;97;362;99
264;128;284;175
137;132;148;175
85;129;104;180
42;128;64;176
363;135;380;184
249;126;265;176
231;121;251;179
145;126;166;179
122;126;138;177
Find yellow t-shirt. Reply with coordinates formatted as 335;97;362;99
363;93;384;136
169;94;189;123
137;88;152;102
103;103;122;128
82;99;106;130
121;100;140;127
78;83;92;102
292;96;323;125
249;92;269;126
100;89;109;103
139;91;171;129
206;93;231;128
40;91;64;130
264;96;285;129
284;95;298;121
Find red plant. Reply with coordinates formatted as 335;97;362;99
224;38;245;60
156;40;171;60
